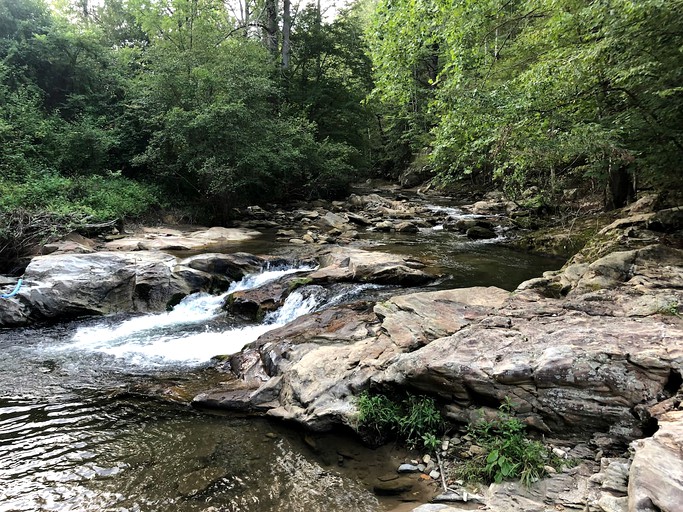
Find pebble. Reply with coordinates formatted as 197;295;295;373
398;463;419;473
423;454;431;464
552;447;567;459
469;445;486;456
429;470;441;480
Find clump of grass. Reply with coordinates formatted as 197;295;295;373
656;300;680;317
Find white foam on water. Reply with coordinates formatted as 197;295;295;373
426;204;488;220
63;265;319;367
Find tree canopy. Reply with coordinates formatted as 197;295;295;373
367;0;683;207
1;0;680;239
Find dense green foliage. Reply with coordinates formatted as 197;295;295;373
355;390;443;448
367;0;683;206
2;0;680;268
0;0;375;268
457;400;563;486
0;0;375;221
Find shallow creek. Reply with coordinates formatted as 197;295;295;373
0;203;564;512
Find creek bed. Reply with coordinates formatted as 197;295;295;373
0;207;565;511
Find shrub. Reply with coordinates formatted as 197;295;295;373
0;172;159;221
457;399;562;486
355;390;443;449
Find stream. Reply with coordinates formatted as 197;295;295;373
0;202;565;512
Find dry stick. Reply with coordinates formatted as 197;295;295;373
435;451;448;493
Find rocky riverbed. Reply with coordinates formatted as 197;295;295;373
1;189;682;512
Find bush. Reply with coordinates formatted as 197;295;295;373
0;172;159;221
355;390;443;449
457;399;562;486
0;172;160;272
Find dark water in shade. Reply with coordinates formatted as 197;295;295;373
0;200;566;512
0;396;399;512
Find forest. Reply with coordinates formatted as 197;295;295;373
1;0;681;243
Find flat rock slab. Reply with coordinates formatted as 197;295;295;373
104;226;261;251
310;246;432;285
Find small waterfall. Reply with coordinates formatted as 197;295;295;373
62;264;327;368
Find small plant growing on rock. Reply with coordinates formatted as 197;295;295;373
354;390;443;448
657;300;681;317
457;399;562;486
355;391;402;444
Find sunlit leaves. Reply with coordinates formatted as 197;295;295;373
368;0;683;195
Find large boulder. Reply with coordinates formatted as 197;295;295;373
0;251;267;326
309;247;432;286
194;244;683;440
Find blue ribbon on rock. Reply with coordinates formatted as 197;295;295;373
1;278;22;299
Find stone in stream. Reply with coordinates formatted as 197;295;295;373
176;466;228;497
0;250;282;327
465;226;497;239
373;476;414;495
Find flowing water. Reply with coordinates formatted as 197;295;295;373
0;203;565;512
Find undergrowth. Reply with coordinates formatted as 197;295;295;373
355;390;443;449
457;399;563;486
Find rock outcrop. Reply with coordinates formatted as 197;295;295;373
195;243;683;443
628;410;683;512
103;226;261;251
309;246;432;286
0;252;267;326
0;246;438;327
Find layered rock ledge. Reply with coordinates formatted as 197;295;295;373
194;241;683;512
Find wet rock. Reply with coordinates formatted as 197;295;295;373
0;252;220;326
373;476;415;495
466;226;497;240
176;467;228;497
181;252;264;281
395;221;419;233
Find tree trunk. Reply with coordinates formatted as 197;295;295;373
282;0;291;69
605;165;635;210
263;0;278;59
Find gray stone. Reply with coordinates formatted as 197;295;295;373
398;463;419;473
466;226;497;239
